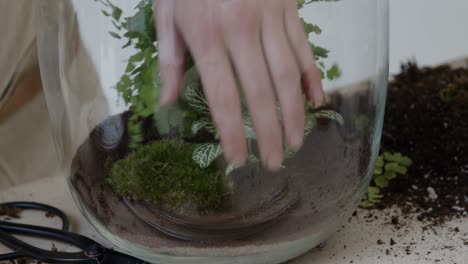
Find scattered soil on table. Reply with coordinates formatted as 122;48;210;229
0;206;22;219
4;260;26;264
379;62;468;222
45;212;56;218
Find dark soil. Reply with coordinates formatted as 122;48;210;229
380;62;468;222
0;206;22;219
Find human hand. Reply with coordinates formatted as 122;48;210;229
155;0;324;171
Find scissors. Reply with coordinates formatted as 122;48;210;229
0;202;148;263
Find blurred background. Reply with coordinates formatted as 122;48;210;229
390;0;468;73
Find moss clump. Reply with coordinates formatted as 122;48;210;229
107;140;231;212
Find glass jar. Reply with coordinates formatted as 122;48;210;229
36;1;389;263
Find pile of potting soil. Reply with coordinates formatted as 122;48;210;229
379;62;468;222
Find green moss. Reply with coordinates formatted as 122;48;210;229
107;140;231;212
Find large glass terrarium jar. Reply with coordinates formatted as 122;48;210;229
36;1;389;263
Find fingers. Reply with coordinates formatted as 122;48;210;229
284;0;324;107
220;0;284;170
261;0;305;152
196;51;248;167
155;0;187;106
157;0;316;170
176;2;248;166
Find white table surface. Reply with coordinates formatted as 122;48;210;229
1;175;466;264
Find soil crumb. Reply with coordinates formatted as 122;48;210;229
379;62;468;223
0;206;22;219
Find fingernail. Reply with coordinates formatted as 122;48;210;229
288;130;304;152
264;152;283;172
227;151;246;168
312;86;324;108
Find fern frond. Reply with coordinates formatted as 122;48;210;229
243;115;257;140
315;110;344;125
304;113;317;137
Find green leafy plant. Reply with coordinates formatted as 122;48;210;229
107;140;231;212
360;152;413;208
97;0;159;149
185;82;344;172
98;0;343;170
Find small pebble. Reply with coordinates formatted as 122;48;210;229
427;187;438;200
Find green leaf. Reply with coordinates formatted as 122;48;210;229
384;162;408;175
192;118;216;135
297;0;320;9
384;171;397;180
101;10;111;17
193;143;224;168
384;162;398;171
297;0;306;8
125;3;153;42
312;45;329;59
116;75;132;103
360;200;375;208
243;115;257;139
314;110;344;125
304;113;317;136
125;62;136;73
383;152;412;166
112;6;123;21
112;20;122;30
374;166;383;175
393;165;408;175
184;84;210;114
366;186;384;204
225;164;237;176
368;192;384;201
368;195;383;203
375;156;384;167
129;52;145;64
122;40;132;49
374;176;389;188
362;152;413;208
319;69;325;79
109;32;121;39
399;156;413;167
327;64;341;80
368;186;381;195
302;20;322;35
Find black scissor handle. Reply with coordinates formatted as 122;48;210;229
0;202;70;231
0;202;104;263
